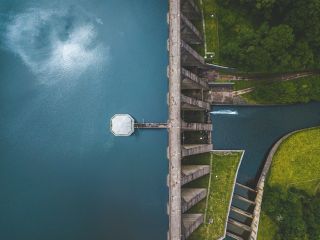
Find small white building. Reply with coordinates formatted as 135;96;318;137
110;114;135;136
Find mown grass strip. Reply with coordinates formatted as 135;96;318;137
200;0;219;61
267;128;320;195
184;152;242;240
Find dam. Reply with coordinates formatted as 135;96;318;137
168;0;215;239
3;0;313;239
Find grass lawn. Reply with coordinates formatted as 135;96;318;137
258;128;320;239
258;212;278;240
183;151;243;240
200;0;219;61
267;128;320;195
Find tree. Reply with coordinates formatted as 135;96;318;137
303;192;320;240
256;0;275;9
290;41;314;70
262;186;320;240
262;25;294;54
217;0;320;72
285;0;320;44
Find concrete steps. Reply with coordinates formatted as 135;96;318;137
228;218;252;232
181;121;212;131
181;14;203;44
182;144;213;157
230;206;254;219
182;214;204;240
181;165;210;185
181;94;210;111
181;40;205;67
181;188;207;213
233;194;256;205
236;182;257;193
226;231;245;240
181;68;209;90
181;0;201;20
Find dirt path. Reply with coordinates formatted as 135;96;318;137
218;71;316;82
233;87;255;96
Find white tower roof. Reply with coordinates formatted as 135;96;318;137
110;114;135;136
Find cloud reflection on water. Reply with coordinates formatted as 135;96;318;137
5;7;109;86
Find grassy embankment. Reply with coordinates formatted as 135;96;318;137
258;128;320;240
232;76;320;104
183;152;242;240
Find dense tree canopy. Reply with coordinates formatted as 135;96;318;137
246;76;320;104
262;186;320;240
217;0;320;72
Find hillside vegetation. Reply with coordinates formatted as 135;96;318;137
217;0;320;72
258;128;320;240
236;76;320;104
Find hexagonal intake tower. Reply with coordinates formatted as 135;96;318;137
110;114;134;136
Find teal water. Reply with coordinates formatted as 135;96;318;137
212;102;320;187
213;102;320;239
0;1;168;240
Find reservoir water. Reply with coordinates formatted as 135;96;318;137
212;102;320;187
0;1;168;240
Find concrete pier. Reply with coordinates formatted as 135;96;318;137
226;182;259;238
181;68;209;90
181;0;201;19
228;219;252;232
233;194;256;205
236;183;257;193
181;188;207;213
226;231;245;240
182;214;204;240
181;40;205;67
230;206;254;219
181;14;203;44
181;94;210;110
182;144;213;157
181;165;210;185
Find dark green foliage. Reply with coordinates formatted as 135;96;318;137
246;76;320;104
302;192;320;240
262;186;320;240
217;0;320;72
